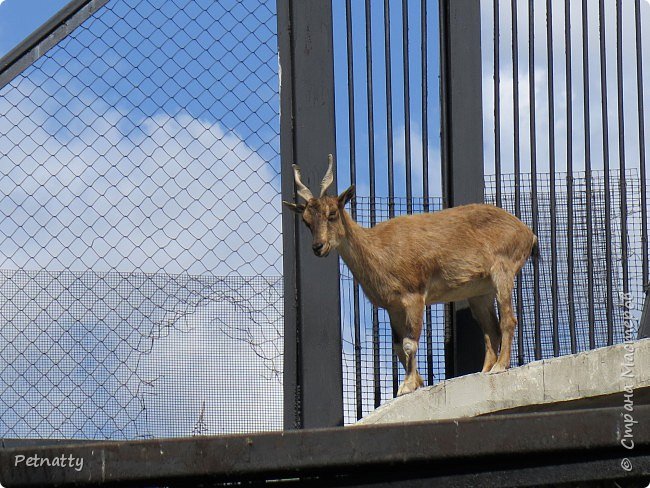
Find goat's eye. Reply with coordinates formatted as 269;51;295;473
328;211;337;221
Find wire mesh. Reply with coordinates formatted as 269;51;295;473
342;171;644;424
0;0;282;439
487;170;644;363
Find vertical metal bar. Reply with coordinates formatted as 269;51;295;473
278;0;343;429
384;0;399;398
345;0;356;221
529;0;541;361
494;0;502;207
420;0;434;385
512;0;524;366
581;0;595;349
439;0;450;210
345;0;363;421
421;0;434;386
422;0;429;207
547;0;560;357
639;296;650;339
616;0;629;297
565;0;577;354
351;198;363;407
440;0;486;376
402;0;413;214
366;0;375;226
599;0;614;346
425;304;434;384
385;0;396;222
636;0;648;294
364;0;381;410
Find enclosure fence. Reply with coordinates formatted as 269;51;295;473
330;0;649;423
340;170;644;424
482;0;649;355
2;0;650;436
0;0;282;439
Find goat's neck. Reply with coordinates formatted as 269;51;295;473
338;209;379;281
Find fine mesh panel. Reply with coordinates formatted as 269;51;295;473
486;170;643;364
342;172;644;423
0;0;282;439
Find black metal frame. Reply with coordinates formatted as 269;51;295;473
1;406;648;487
1;0;649;445
278;0;344;430
0;0;109;91
439;0;486;377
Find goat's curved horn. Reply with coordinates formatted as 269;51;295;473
320;154;334;197
292;164;314;201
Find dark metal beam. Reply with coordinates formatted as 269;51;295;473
0;0;109;90
1;407;648;487
439;0;486;377
277;0;343;430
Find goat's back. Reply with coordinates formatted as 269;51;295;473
367;204;535;302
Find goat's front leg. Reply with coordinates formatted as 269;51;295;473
390;295;425;396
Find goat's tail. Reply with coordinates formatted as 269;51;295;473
530;235;540;263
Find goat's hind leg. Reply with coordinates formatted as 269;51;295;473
491;264;517;374
391;330;407;370
468;293;500;373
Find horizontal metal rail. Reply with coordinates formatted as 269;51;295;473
0;0;109;90
1;406;648;487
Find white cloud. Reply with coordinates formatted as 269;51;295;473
0;90;283;276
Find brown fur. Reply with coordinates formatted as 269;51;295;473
285;177;537;396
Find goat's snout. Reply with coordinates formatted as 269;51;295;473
312;242;325;255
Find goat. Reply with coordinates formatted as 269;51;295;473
283;155;538;396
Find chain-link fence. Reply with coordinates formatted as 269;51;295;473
0;0;282;439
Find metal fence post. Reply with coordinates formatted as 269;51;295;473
439;0;486;377
277;0;343;429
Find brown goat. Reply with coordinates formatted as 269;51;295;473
283;156;538;396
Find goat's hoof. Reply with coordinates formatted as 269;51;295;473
397;380;419;396
488;364;507;374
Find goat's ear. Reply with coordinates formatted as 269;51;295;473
283;201;306;214
337;185;355;208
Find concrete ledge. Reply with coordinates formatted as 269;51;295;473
358;338;650;425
